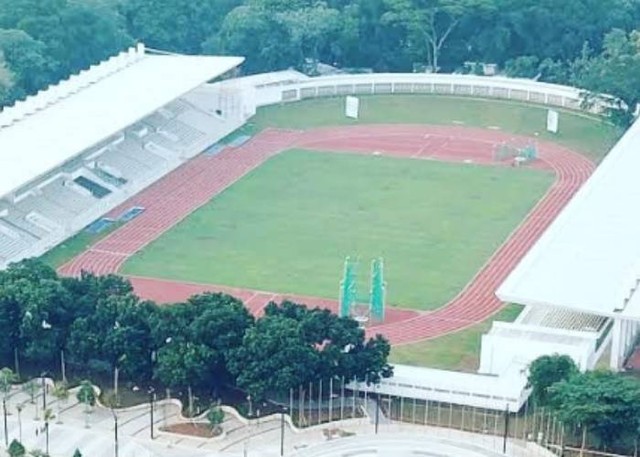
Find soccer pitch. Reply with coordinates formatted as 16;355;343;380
122;149;553;310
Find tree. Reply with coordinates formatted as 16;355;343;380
124;0;239;54
0;286;23;368
22;381;38;404
0;29;55;97
151;293;253;388
229;301;392;400
0;367;17;398
549;371;640;449
275;2;342;69
572;28;640;126
526;354;578;406
0;53;14;107
210;4;295;73
72;450;82;457
153;342;216;391
382;0;494;71
206;403;225;433
455;0;640;68
76;380;96;407
8;439;26;457
228;314;320;400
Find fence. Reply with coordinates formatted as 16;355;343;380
252;73;610;114
276;378;636;456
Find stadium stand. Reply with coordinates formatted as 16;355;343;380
497;97;640;370
0;44;247;267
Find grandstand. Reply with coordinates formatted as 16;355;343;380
498;107;640;371
0;44;249;268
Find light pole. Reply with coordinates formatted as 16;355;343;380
41;374;47;413
60;350;67;384
148;387;155;440
2;398;7;447
45;416;49;456
111;409;119;457
113;365;119;407
502;404;510;454
374;393;380;435
16;403;22;443
280;406;287;456
13;348;20;380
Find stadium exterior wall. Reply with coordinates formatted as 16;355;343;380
250;73;603;113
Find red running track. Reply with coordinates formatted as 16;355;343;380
59;125;595;345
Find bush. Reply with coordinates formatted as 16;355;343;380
8;439;26;457
206;404;225;431
76;380;96;406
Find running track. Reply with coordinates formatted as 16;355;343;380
59;125;595;345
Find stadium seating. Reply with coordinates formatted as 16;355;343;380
519;305;608;332
0;201;50;238
74;176;112;199
0;95;237;268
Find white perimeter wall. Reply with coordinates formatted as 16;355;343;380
251;73;603;114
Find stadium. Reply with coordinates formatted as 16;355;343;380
0;44;633;417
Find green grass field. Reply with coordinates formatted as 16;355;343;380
241;95;621;162
123;149;553;310
389;304;523;371
43;95;620;270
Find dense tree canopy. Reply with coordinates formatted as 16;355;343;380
549;371;640;449
1;0;640;115
571;29;640;126
0;260;391;402
526;354;578;406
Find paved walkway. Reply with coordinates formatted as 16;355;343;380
0;381;554;457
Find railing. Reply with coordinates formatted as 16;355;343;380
253;73;606;114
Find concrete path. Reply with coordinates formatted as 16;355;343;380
0;382;553;457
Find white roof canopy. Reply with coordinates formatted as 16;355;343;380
0;45;243;197
497;117;640;319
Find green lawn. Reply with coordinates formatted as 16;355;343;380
123;150;552;310
389;304;524;371
39;222;122;268
241;95;621;162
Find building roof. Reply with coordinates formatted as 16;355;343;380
0;45;243;198
497;117;640;319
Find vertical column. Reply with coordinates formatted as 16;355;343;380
610;318;623;371
625;320;632;351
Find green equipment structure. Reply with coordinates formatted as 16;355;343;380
339;256;386;323
339;257;358;318
370;258;386;322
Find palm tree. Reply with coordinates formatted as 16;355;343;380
22;381;38;405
